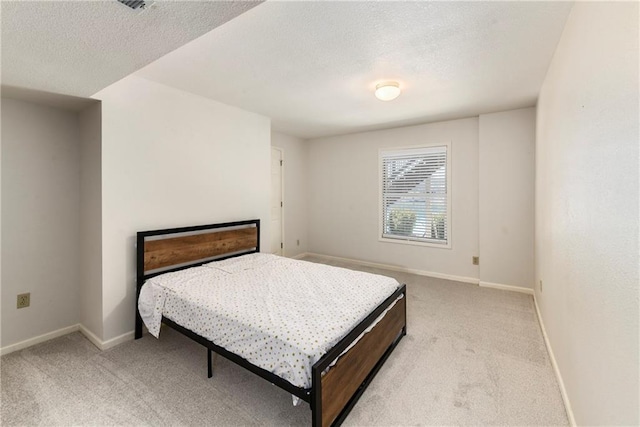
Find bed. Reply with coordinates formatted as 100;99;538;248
135;219;407;426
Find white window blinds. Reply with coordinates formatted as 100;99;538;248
381;145;449;245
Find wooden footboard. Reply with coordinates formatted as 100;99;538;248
312;286;407;427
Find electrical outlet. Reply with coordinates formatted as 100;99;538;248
472;256;479;265
297;239;300;246
539;280;543;292
17;293;30;309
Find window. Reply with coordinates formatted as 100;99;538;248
380;144;450;247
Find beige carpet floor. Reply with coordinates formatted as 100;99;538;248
1;256;568;426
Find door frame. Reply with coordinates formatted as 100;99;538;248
271;146;285;255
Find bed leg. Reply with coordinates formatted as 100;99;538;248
311;365;322;427
403;286;407;336
208;349;213;378
135;307;143;340
135;272;143;339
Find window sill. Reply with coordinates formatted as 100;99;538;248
379;236;451;249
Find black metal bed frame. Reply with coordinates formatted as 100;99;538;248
135;219;407;426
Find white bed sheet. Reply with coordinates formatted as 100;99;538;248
138;253;400;389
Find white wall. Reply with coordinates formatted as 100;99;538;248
0;99;3;348
307;118;479;281
79;103;103;339
535;2;639;425
95;76;271;342
1;98;81;348
271;131;308;257
479;108;535;289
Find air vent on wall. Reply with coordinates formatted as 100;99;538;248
117;0;147;10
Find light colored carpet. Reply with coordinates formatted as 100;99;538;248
1;256;568;426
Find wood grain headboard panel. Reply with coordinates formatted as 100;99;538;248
144;227;258;272
137;219;260;280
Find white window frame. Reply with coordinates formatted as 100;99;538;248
378;142;452;249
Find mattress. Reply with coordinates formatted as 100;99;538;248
138;253;400;389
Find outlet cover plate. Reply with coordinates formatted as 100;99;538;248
17;293;30;309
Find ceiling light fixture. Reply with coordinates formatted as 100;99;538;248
375;81;401;101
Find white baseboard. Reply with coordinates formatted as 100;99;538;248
0;324;80;356
290;252;309;260
479;281;534;295
0;323;135;356
304;252;479;284
533;294;576;426
79;325;134;351
78;324;103;350
101;330;135;350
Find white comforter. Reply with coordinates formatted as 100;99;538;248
138;253;399;389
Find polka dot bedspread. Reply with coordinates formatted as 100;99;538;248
138;253;400;389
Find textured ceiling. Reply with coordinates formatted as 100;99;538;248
2;1;574;138
137;1;573;139
1;0;262;97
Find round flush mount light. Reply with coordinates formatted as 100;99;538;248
374;81;401;101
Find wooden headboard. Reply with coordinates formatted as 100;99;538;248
135;219;260;338
137;219;259;281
